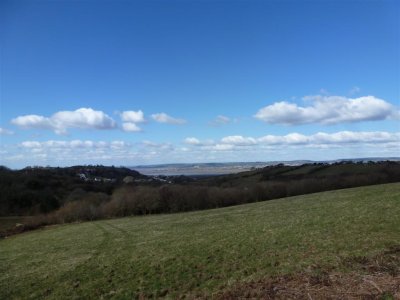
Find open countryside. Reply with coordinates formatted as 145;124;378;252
1;0;399;298
1;183;399;298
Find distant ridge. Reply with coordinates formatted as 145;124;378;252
130;157;400;176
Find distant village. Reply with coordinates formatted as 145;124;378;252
76;171;172;184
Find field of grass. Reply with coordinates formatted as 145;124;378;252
1;183;399;299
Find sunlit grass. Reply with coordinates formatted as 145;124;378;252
1;183;399;298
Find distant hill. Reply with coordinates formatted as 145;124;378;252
131;157;400;175
0;165;147;216
197;160;400;188
1;160;399;231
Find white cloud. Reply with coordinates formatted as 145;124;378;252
212;144;235;151
0;127;14;135
142;140;158;147
257;133;310;145
141;141;174;151
254;95;398;125
184;131;400;153
151;113;186;125
257;131;400;146
256;135;285;145
11;115;53;129
6;139;134;167
122;122;142;132
120;110;145;123
21;141;42;148
3;130;399;168
311;131;400;144
20;140;130;150
183;137;215;147
111;141;128;149
69;140;94;148
184;137;201;145
11;108;117;134
119;110;145;132
51;108;117;133
284;133;310;144
221;135;257;146
20;140;111;149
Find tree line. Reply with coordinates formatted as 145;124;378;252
2;161;399;237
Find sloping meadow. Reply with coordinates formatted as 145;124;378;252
1;183;399;298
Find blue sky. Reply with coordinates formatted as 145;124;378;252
1;0;399;168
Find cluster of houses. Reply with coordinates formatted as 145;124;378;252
77;173;116;183
77;173;172;184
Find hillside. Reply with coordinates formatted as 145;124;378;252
198;161;400;188
1;183;399;299
0;165;146;216
1;161;399;225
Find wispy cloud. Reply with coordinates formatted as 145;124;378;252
183;137;214;146
257;131;399;145
254;95;398;125
2;130;398;168
209;115;231;126
4;139;133;166
185;131;400;151
11;108;117;134
141;140;174;151
151;113;186;125
349;86;361;95
20;140;130;149
0;127;14;135
184;137;201;145
122;122;142;132
221;135;257;146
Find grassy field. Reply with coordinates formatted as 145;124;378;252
1;183;399;299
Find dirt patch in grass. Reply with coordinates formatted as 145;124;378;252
216;246;400;299
216;272;400;299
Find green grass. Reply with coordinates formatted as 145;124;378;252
1;183;400;299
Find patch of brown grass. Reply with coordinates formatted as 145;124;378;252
216;246;400;299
